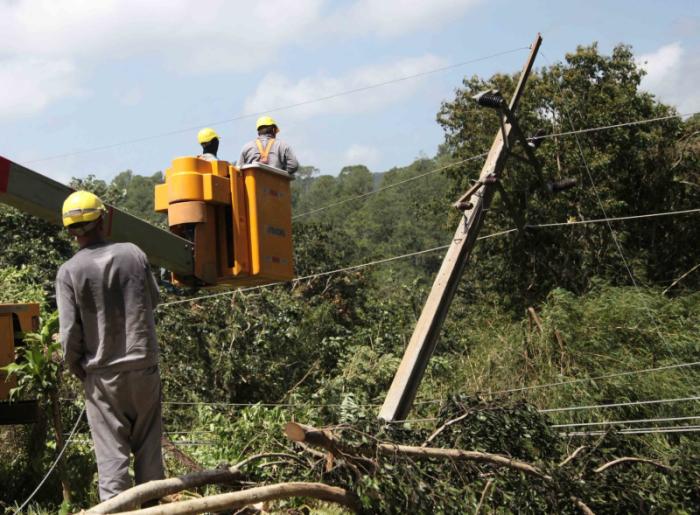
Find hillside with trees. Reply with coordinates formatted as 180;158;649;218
1;43;698;514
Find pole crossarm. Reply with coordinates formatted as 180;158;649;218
0;156;194;275
379;34;543;422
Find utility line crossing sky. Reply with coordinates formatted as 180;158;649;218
1;0;698;184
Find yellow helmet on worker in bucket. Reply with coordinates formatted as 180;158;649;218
62;191;106;227
256;116;278;130
197;127;219;144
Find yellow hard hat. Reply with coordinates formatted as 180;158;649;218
62;191;106;227
198;127;219;144
256;116;278;130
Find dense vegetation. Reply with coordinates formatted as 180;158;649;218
1;43;698;513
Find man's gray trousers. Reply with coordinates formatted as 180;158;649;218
84;365;165;501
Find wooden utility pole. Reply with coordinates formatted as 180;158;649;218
379;34;543;421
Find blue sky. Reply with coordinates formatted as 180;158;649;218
1;0;698;185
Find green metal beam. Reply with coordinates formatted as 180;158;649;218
0;156;194;276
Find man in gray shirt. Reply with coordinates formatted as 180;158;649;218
237;115;299;174
56;190;164;502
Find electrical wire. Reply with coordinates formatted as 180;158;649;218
292;153;489;219
24;48;529;164
539;51;700;400
539;395;700;414
530;112;697;142
489;360;700;396
551;415;700;429
292;112;698;221
14;407;85;514
564;425;700;437
157;207;700;309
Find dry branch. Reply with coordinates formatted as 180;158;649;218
559;446;587;468
422;411;471;447
284;422;598;515
107;482;359;515
594;457;672;474
87;468;242;513
88;453;305;513
285;422;550;480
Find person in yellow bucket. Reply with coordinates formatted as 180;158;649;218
197;127;220;161
237;116;299;174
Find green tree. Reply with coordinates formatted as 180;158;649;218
436;43;700;309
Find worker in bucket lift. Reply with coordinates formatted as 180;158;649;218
238;115;299;174
56;191;164;504
197;127;220;161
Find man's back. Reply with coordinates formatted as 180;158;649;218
57;241;160;375
238;136;299;174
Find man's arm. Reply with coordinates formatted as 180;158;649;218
237;143;252;168
283;143;299;175
56;269;86;381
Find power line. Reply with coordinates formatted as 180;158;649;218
293;112;698;221
552;415;700;429
157;207;700;309
539;51;697;393
564;425;700;437
292;153;489;219
15;407;85;514
164;400;381;408
24;48;528;165
531;112;697;142
539;395;700;414
490;360;700;395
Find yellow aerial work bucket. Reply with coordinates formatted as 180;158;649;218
240;163;294;283
155;157;295;287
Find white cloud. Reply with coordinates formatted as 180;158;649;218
0;0;324;72
327;0;482;37
0;0;480;119
243;54;448;119
343;144;380;167
638;42;700;113
0;57;83;118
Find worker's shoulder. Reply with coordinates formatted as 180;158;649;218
109;241;148;260
240;139;256;151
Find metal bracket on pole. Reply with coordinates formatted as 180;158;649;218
379;33;543;422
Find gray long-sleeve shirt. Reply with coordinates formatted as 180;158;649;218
56;242;160;378
237;136;299;174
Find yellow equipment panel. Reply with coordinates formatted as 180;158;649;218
0;304;39;401
241;164;294;282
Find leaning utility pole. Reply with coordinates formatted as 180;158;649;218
379;34;543;421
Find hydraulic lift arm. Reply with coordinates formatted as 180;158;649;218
0;156;194;276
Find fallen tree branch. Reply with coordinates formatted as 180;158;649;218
161;436;203;473
422;411;471;447
87;468;242;513
594;457;673;474
285;422;550;480
475;478;495;514
107;482;359;515
285;422;598;514
559;446;587;468
88;453;305;513
378;443;552;481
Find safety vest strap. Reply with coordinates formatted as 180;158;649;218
255;138;275;164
